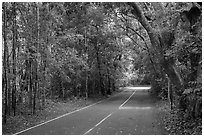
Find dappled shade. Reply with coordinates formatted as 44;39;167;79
2;2;202;135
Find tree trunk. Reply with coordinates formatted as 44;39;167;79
128;2;184;95
29;60;33;113
33;2;39;114
84;25;89;99
106;67;111;95
33;60;37;114
61;81;65;99
42;58;46;107
7;67;11;115
12;2;17;116
85;73;89;98
42;34;49;106
95;43;105;96
189;53;201;81
92;77;95;94
161;60;183;95
3;2;8;123
167;76;173;110
112;78;116;92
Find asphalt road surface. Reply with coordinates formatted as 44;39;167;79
16;86;167;135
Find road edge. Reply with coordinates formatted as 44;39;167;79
14;99;104;135
14;91;123;135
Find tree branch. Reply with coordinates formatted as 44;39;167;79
127;2;157;45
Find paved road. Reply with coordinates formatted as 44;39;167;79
17;86;167;135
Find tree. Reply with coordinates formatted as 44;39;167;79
12;2;17;116
3;2;8;123
125;2;201;113
126;3;184;96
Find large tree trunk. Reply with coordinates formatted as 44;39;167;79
128;2;184;95
161;60;183;95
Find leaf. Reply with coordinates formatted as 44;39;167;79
183;88;193;94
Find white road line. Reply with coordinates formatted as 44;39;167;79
14;100;104;135
119;106;152;110
14;90;124;135
84;113;113;135
119;91;135;109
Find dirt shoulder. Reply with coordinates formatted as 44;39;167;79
2;95;109;135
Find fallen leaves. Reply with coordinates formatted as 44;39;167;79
155;100;202;135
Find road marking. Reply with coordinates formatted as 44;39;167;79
119;91;135;109
84;113;113;135
119;106;152;110
125;86;151;90
14;100;104;135
14;90;124;135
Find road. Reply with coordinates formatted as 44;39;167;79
16;86;167;135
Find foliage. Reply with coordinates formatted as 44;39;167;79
2;2;202;134
2;2;132;124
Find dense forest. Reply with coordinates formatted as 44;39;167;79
2;2;202;134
